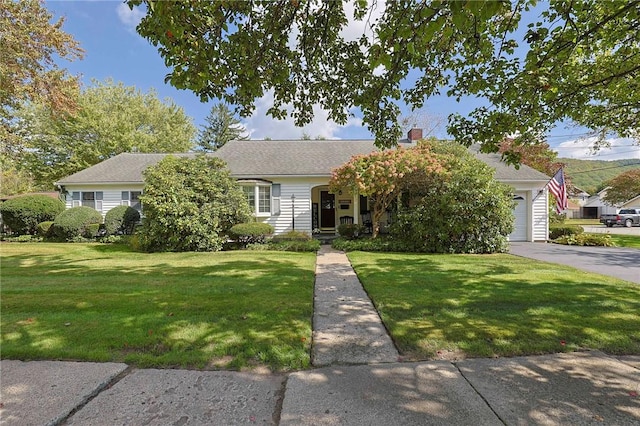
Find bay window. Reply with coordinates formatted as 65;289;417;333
241;181;280;216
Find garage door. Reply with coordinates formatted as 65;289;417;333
509;195;528;241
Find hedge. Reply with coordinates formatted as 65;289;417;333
230;222;275;246
0;195;65;235
51;206;103;240
104;205;140;235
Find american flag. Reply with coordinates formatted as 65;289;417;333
548;168;568;214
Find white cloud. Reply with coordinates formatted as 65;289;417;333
244;2;383;140
553;137;640;160
241;91;363;140
116;3;145;31
340;0;385;43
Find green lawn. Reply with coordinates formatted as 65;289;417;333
565;218;601;226
1;243;316;371
596;234;640;248
347;251;640;360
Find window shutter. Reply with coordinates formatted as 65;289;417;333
96;192;104;212
272;184;281;215
72;192;80;207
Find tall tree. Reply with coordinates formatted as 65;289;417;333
12;80;196;188
602;169;640;206
196;103;248;152
129;0;640;154
1;0;83;132
1;0;84;195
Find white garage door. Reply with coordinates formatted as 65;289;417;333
510;195;528;241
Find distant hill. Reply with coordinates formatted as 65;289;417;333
560;158;640;194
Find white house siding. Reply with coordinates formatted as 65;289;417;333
532;188;549;241
62;184;144;218
254;179;317;235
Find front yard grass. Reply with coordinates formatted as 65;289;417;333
348;251;640;360
1;243;315;371
595;234;640;248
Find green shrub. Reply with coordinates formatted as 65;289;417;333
554;233;615;247
337;223;365;239
51;206;103;241
549;226;584;240
390;169;512;253
104;205;140;235
2;234;40;242
37;221;54;236
272;230;311;241
549;210;566;225
99;235;128;244
84;223;101;238
230;222;275;246
268;239;320;252
0;195;65;235
332;236;415;252
138;156;251;252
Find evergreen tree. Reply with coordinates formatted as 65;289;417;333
196;104;248;152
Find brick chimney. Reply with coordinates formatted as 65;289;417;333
407;128;423;142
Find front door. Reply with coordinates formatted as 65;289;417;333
320;191;335;228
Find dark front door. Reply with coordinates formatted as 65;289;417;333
320;191;335;228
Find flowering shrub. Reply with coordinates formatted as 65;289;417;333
329;145;442;237
554;234;615;246
331;139;514;253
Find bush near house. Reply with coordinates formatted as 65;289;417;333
337;223;365;239
549;225;583;240
138;155;252;252
230;222;274;246
50;206;103;241
0;194;65;235
554;233;615;246
37;221;54;236
390;141;514;254
104;205;140;235
330;140;513;253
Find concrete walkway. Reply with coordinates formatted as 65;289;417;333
312;246;399;366
2;247;640;425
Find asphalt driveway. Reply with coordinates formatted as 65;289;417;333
509;242;640;284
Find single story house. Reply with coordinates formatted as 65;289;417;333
55;130;551;242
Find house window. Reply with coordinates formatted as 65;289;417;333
243;186;256;210
72;191;103;212
121;191;142;212
258;186;271;214
241;182;279;216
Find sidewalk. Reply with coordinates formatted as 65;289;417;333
2;247;639;425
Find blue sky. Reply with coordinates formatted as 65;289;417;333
46;0;640;161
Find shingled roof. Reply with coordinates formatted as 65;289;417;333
56;139;550;185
